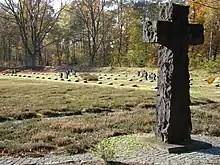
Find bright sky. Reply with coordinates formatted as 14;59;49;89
0;0;71;9
52;0;71;9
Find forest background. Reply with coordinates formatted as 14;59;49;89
0;0;219;72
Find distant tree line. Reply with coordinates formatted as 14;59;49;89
0;0;219;70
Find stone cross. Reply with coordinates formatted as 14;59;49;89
143;3;204;144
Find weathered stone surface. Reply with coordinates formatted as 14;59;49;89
131;84;138;87
143;21;158;43
156;44;192;143
144;3;204;144
144;3;204;45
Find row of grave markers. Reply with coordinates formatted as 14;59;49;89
1;71;199;85
0;70;206;86
1;72;159;88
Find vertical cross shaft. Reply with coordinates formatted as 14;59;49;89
143;3;204;144
156;3;192;144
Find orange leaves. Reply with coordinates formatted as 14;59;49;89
207;77;216;84
189;0;206;23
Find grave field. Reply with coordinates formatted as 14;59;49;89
0;67;220;157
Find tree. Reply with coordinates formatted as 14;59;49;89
70;0;109;67
0;9;21;66
188;0;220;62
0;0;64;68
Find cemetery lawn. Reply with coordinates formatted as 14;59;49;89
1;68;220;156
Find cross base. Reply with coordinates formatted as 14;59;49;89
146;137;212;153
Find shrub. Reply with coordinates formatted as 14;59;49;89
80;73;98;81
32;131;57;142
53;137;72;146
13;112;38;120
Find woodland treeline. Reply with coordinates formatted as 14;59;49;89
0;0;219;70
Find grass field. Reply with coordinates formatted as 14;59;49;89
0;67;220;157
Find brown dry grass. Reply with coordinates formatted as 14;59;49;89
0;67;220;156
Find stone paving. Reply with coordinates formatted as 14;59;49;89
115;135;220;165
0;153;103;165
0;135;220;165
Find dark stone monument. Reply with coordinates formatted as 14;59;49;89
143;3;207;146
149;72;153;80
149;73;153;80
152;73;156;81
60;72;63;79
144;71;148;80
64;70;69;79
72;69;76;76
141;70;146;78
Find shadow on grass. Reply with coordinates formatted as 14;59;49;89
0;116;12;123
0;107;115;124
106;161;130;165
190;99;217;106
42;110;82;118
198;146;220;156
137;103;156;109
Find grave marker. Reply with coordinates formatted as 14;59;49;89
141;70;146;78
72;69;76;76
60;73;63;79
64;71;69;79
144;3;204;144
144;71;148;80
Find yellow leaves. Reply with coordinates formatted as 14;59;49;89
197;6;205;17
189;0;206;23
207;77;215;84
17;40;23;50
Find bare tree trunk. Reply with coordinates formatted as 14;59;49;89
2;36;7;61
56;43;61;66
31;53;36;68
209;22;213;60
7;37;12;62
89;54;95;67
102;42;107;66
101;0;108;67
87;28;93;67
117;0;123;67
213;45;218;61
66;44;70;64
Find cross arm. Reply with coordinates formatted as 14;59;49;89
143;20;158;43
188;24;204;45
143;20;173;45
143;20;204;45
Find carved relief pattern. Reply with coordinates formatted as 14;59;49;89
156;45;173;142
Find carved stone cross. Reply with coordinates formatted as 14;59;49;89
143;3;204;144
